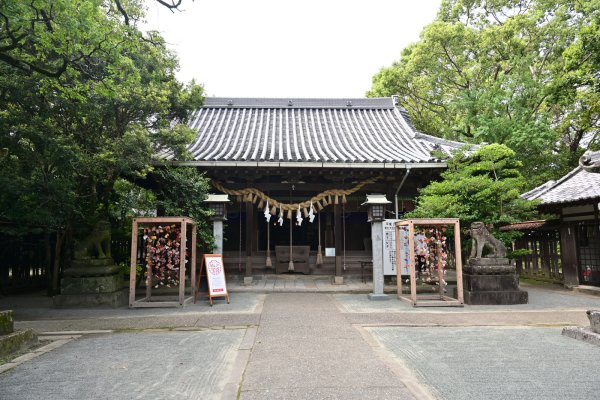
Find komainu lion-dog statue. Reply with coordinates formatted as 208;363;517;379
469;221;507;259
74;220;112;259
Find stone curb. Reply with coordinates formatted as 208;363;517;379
0;337;77;375
562;326;600;347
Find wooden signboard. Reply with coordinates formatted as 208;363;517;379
197;254;230;306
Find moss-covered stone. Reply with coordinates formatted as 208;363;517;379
0;310;14;335
0;329;37;359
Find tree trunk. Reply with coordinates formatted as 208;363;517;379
51;231;65;295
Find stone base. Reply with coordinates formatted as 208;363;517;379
56;259;126;307
461;259;528;305
61;273;122;295
367;293;389;301
463;273;520;292
464;258;515;275
243;276;253;285
70;257;117;269
562;326;600;347
53;288;128;308
462;289;528;305
332;276;344;285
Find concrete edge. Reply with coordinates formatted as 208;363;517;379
0;338;76;375
354;325;437;400
220;326;257;400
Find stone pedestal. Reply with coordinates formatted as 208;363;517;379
460;258;528;305
53;258;127;308
368;221;388;300
333;276;344;285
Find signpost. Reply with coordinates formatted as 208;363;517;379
383;219;410;275
196;254;230;306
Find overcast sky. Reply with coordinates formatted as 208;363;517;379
144;0;441;98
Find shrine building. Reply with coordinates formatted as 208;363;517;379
167;97;463;280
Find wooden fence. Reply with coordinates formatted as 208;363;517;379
513;229;562;283
0;235;51;294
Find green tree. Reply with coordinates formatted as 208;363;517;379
0;0;208;293
408;144;539;244
153;166;214;249
0;0;193;78
369;0;599;186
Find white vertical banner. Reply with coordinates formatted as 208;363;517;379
383;219;410;275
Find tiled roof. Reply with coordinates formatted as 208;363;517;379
499;220;552;231
169;97;464;167
522;166;600;205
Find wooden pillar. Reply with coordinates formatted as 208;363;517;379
325;212;333;248
560;222;579;287
245;201;254;278
334;203;343;277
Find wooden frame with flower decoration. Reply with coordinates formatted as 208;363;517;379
395;218;464;307
129;217;197;308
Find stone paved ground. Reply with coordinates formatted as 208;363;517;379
334;286;600;313
239;293;418;400
0;329;244;400
1;284;600;399
368;326;600;400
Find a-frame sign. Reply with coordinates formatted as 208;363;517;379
196;254;230;306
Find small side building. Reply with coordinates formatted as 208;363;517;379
522;155;600;287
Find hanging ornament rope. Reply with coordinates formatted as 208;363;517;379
210;176;381;212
